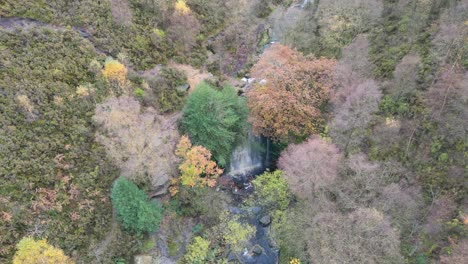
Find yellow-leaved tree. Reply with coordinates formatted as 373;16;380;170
175;0;191;14
102;59;128;94
13;237;74;264
169;136;223;195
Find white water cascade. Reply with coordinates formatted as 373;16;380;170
228;132;266;177
301;0;310;9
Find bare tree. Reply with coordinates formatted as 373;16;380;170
93;96;180;193
110;0;133;26
278;136;341;199
307;208;403;264
329;79;381;151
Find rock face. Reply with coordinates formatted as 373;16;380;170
259;215;271;227
134;255;153;264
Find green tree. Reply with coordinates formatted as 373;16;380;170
111;177;163;233
252;170;291;210
181;82;248;167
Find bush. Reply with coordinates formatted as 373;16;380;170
149;67;188;113
182;236;210;264
111;177;163;233
181;82;248;166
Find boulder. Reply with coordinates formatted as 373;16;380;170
252;244;263;255
259;215;271;227
176;83;190;93
134;255;152;264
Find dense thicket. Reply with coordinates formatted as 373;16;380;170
0;28;123;262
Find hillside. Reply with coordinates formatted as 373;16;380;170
0;1;466;263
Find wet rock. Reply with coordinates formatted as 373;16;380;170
248;206;262;215
268;239;277;248
252;244;263;255
134;255;152;264
227;206;244;214
259;215;271;227
154;256;175;264
176;83;190;93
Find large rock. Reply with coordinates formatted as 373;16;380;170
252;244;263;255
154;256;175;264
259;215;271;227
176;83;190;93
134;255;152;264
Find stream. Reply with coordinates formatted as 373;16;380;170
223;131;278;264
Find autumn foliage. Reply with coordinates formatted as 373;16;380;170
247;44;336;142
170;136;223;195
102;59;128;94
13;237;73;264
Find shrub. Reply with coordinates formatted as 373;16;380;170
111;177;163;233
182;236;210;264
152;67;188;113
13;237;73;264
181;82;248;166
102;59;128;94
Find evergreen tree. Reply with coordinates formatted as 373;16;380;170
111;177;163;233
181;82;248;167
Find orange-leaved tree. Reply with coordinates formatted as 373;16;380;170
247;44;336;143
169;136;223;196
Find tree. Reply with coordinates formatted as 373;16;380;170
13;237;73;264
252;170;290;210
182;236;210;264
167;1;201;57
278;136;341;199
329;79;381;152
111;177;163;233
94;96;180;191
169;136;223;196
181;82;248;166
307;208;403;263
102;59;128;94
247;44;336;143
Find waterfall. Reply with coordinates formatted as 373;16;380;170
228;131;266;177
301;0;310;9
